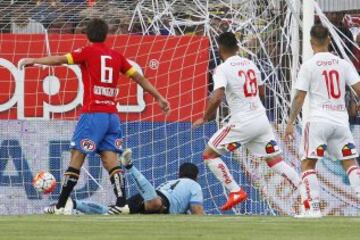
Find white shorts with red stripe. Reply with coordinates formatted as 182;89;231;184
208;114;281;157
301;121;358;160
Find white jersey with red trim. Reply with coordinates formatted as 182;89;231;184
213;56;266;123
295;52;360;126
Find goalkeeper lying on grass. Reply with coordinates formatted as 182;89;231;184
46;149;204;215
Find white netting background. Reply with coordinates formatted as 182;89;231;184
0;0;360;215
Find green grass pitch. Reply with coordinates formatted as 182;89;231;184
0;215;359;240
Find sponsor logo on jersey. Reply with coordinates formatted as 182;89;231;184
316;144;327;157
93;85;119;97
321;103;346;112
342;143;356;157
227;142;241;152
115;138;123;149
265;140;279;154
80;139;96;152
94;100;115;105
230;61;250;66
316;59;339;66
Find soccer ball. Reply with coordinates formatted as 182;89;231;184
32;171;57;194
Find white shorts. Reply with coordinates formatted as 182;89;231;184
301;121;358;160
208;114;281;157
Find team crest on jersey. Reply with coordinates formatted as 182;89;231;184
227;142;241;152
316;144;327;157
80;139;96;152
265;140;279;154
115;138;123;149
342;143;356;157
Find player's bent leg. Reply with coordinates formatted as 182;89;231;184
296;158;322;218
125;193;166;214
126;194;146;214
100;151;126;208
341;159;360;198
265;154;301;189
124;164;158;201
54;150;85;212
203;147;240;192
203;147;247;211
120;149;166;214
144;197;164;214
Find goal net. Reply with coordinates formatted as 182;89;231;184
0;0;359;216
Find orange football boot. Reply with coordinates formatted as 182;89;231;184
221;189;248;211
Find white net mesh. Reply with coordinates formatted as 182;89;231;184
0;0;360;215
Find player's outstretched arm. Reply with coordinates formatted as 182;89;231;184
19;56;68;69
130;72;170;114
285;90;307;140
193;88;225;127
190;204;205;215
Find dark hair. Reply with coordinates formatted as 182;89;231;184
86;18;108;43
310;24;329;44
217;32;239;52
179;163;199;181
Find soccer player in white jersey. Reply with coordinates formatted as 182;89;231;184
286;25;360;218
193;32;301;211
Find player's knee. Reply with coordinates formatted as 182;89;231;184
202;148;219;161
202;151;210;161
301;158;317;171
70;149;86;169
145;198;163;212
341;159;357;172
265;155;283;167
101;152;119;171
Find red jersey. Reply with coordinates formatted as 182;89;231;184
65;43;136;113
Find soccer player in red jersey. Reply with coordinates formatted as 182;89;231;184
19;18;170;214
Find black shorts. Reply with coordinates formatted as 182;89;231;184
126;190;170;214
156;190;170;214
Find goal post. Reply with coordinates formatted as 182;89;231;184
300;0;314;124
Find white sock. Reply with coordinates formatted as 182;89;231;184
301;170;321;211
266;156;301;189
205;157;240;192
346;166;360;194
